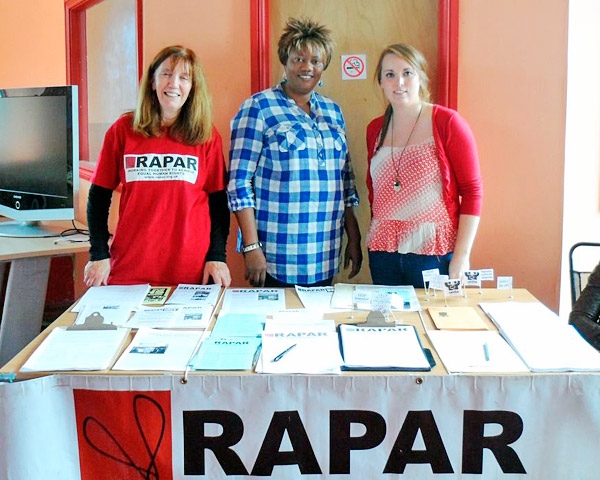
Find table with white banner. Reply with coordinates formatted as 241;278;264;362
1;288;598;480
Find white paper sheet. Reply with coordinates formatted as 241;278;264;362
72;284;150;312
112;328;203;371
480;301;600;372
73;302;137;327
220;288;286;315
125;305;183;329
211;313;266;338
20;327;130;372
177;304;215;329
257;319;342;374
427;330;530;373
165;283;221;306
294;285;346;313
191;336;262;371
331;283;421;311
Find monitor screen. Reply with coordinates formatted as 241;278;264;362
0;85;79;237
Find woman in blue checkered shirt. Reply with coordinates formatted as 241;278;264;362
227;17;362;288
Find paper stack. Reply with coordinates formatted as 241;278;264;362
480;301;600;372
257;318;342;374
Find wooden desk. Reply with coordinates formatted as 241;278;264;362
5;288;600;480
0;287;537;379
0;220;89;366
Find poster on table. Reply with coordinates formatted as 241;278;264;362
1;373;599;479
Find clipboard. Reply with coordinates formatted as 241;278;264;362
338;323;435;372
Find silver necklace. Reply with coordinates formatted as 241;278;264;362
391;104;423;192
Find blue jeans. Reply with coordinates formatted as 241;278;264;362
368;250;453;288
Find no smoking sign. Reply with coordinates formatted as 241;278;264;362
341;54;367;80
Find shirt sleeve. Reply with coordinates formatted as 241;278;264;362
334;109;359;208
441;109;483;216
202;127;227;194
206;190;230;262
227;97;264;212
342;152;360;208
86;183;113;261
91;116;128;190
365;116;384;211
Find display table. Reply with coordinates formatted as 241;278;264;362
2;287;599;480
0;220;89;366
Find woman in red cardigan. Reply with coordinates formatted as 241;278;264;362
365;44;483;287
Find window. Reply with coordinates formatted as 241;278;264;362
65;0;142;177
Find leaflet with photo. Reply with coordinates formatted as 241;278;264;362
72;284;151;312
177;304;215;329
331;284;420;311
112;327;203;371
220;288;286;315
143;286;172;305
125;305;183;329
165;283;221;306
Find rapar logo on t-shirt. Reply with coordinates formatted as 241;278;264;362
124;154;199;183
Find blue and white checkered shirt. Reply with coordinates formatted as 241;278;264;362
227;84;359;284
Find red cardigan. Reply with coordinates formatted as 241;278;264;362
365;104;483;226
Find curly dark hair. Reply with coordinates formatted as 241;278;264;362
277;17;334;69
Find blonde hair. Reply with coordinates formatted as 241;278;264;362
277;17;334;69
373;44;431;152
133;45;213;145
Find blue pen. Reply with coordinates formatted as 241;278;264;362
483;342;490;362
271;343;297;362
252;344;262;368
0;373;16;383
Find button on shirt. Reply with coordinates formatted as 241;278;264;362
227;84;359;285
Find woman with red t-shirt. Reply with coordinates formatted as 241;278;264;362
84;45;231;287
366;44;483;287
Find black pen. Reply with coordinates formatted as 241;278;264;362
271;343;297;362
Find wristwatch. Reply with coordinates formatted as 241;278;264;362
242;242;262;254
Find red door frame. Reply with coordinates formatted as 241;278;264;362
249;0;458;108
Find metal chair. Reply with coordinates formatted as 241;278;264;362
569;242;600;305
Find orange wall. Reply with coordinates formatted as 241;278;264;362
0;0;66;88
0;0;576;312
143;0;250;154
458;0;568;311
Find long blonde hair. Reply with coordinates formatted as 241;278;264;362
133;45;213;145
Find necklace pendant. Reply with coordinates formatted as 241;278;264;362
393;180;401;192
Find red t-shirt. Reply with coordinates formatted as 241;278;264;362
91;114;226;285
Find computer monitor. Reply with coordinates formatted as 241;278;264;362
0;85;79;237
